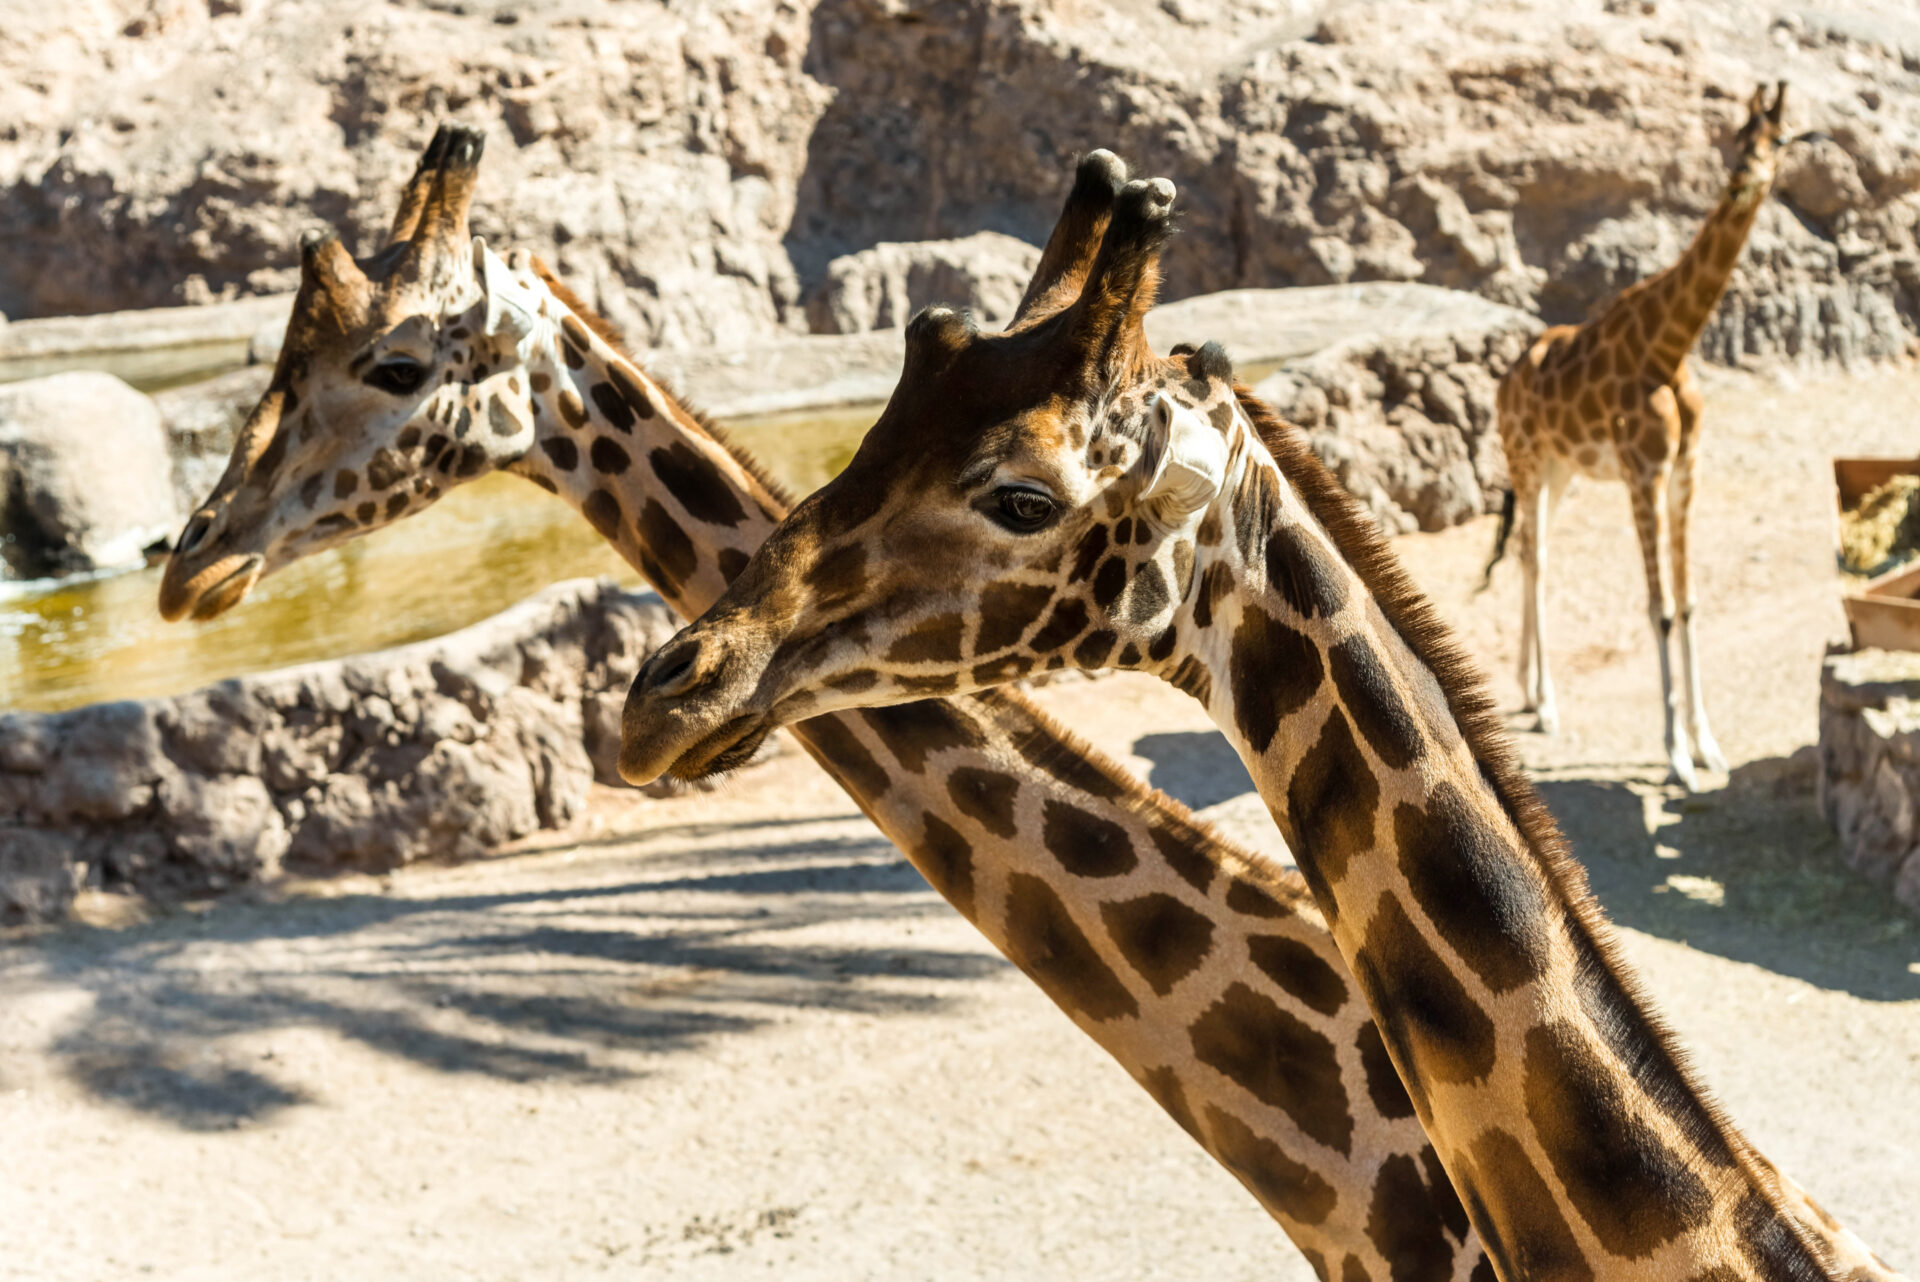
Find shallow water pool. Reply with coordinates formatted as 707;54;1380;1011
1;405;877;713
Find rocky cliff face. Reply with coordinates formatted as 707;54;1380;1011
4;0;1918;364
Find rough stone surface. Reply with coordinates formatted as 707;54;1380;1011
804;232;1042;334
3;1;1917;365
1818;645;1920;917
153;364;274;513
0;579;683;923
0;371;179;575
1251;292;1542;532
0;293;291;387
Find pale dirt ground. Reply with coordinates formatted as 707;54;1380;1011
4;364;1920;1280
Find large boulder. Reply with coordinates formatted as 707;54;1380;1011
0;371;179;576
1251;290;1542;533
804;231;1042;334
153;364;274;512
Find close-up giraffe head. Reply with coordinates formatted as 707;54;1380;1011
158;123;546;621
1727;80;1790;201
619;172;1255;784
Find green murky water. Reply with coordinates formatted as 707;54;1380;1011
0;405;877;714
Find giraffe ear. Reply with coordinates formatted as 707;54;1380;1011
473;237;539;342
1137;393;1227;524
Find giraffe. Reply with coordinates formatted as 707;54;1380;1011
1483;83;1794;791
159;124;1496;1280
619;175;1903;1280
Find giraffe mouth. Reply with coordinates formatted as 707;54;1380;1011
660;714;773;783
157;553;266;622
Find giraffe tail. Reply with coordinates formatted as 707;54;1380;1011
1479;487;1515;593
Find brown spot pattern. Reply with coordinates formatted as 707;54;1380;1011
1229;606;1322;755
1355;1021;1416;1121
1354;893;1496;1087
1003;873;1138;1022
1522;1021;1712;1257
1393;787;1550;995
1201;1105;1338;1226
641;502;702;598
1366;1154;1460;1282
1286;709;1378;900
1327;636;1424;770
861;702;985;775
917;812;976;918
975;581;1054;653
1100;892;1214;996
887;613;965;664
946;766;1019;838
1245;934;1347;1016
1461;1128;1595;1282
1040;799;1137;879
1189;982;1353;1154
650;442;749;528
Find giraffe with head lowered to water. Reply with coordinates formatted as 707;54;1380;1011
619;167;1903;1281
1485;83;1797;791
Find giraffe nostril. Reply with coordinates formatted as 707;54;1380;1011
643;637;702;698
175;511;215;558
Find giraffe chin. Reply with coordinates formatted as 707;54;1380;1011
158;554;266;623
624;712;772;786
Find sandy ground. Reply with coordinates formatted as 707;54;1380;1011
3;364;1919;1280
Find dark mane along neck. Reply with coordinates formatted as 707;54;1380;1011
1232;384;1837;1279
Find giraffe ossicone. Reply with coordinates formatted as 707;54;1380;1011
622;162;1903;1280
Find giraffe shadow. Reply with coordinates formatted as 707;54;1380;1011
1537;756;1920;1003
1131;730;1259;811
5;818;1000;1132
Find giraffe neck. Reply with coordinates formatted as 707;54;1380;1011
480;275;1494;1278
1147;400;1839;1280
1619;178;1770;377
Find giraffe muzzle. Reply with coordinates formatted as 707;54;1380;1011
620;627;775;785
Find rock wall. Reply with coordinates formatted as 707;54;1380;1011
1817;646;1920;917
0;579;680;923
4;0;1917;364
1253;303;1541;532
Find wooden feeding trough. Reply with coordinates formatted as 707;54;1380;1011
1835;457;1920;652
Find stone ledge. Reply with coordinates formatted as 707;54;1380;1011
0;578;682;924
1817;645;1920;915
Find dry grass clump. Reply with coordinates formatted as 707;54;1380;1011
1840;474;1920;576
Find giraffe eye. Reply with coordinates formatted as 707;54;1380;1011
366;358;427;396
989;485;1058;533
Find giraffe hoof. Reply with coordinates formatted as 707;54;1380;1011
1692;738;1730;774
1667;760;1701;793
1535;709;1560;736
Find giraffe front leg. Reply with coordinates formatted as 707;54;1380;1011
1519;464;1565;734
1628;418;1697;790
1669;382;1728;775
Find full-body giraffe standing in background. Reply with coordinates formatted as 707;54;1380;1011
621;172;1903;1279
1485;84;1792;791
164;125;1504;1280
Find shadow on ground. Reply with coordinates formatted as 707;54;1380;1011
1134;727;1919;1003
1133;731;1259;811
5;817;1000;1132
1536;758;1918;1002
